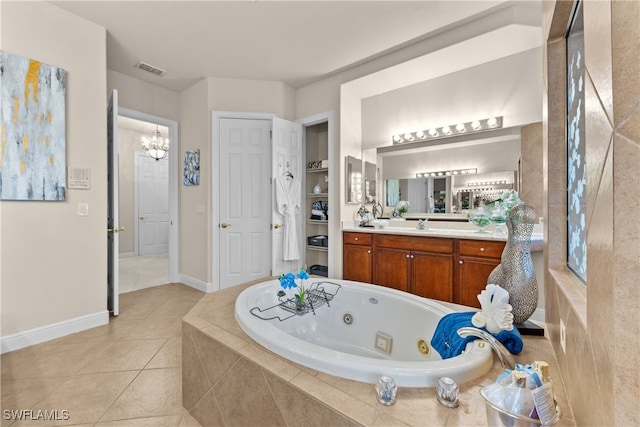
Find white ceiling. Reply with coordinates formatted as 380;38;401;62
50;0;533;93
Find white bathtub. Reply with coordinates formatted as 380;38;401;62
234;279;493;387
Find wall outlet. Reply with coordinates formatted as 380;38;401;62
560;319;566;353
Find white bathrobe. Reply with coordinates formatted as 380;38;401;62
275;174;301;261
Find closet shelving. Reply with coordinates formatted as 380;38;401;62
305;123;329;274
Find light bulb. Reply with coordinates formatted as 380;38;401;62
471;120;481;130
456;123;466;133
441;126;452;135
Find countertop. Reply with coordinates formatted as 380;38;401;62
342;221;544;251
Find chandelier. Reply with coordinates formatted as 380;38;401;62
142;125;169;161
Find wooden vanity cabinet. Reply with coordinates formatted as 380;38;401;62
455;239;505;308
373;234;454;301
342;232;504;307
343;232;373;283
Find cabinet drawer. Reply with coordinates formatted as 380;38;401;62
375;234;453;254
343;232;372;246
458;240;505;258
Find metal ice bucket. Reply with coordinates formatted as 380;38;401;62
480;388;561;427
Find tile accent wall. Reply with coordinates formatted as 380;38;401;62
520;122;544;223
543;1;640;425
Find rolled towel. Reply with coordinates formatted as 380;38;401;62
430;312;523;359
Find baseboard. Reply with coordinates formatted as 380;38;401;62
180;274;214;293
1;310;109;354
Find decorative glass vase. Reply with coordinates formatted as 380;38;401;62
490;202;508;236
487;204;538;324
469;205;492;233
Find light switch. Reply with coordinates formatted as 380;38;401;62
77;202;89;216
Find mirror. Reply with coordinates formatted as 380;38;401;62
386;177;452;213
364;161;376;203
384;171;515;215
345;155;362;204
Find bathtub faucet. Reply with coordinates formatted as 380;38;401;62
456;327;516;370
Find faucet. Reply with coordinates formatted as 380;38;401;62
457;327;516;370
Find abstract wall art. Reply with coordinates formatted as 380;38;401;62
183;149;200;186
0;51;67;201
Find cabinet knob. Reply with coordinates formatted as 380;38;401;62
367;250;371;254
354;237;359;241
410;255;414;259
406;254;410;258
459;260;464;264
480;247;485;252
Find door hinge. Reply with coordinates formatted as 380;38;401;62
269;130;272;139
270;269;273;276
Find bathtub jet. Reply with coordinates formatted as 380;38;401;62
234;279;493;388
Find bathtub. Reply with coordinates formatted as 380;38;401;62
234;279;493;387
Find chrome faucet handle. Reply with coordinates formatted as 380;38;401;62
457;327;516;370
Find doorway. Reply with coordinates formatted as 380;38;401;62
116;110;178;294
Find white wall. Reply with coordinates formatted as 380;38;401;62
178;77;296;287
381;139;521;179
108;70;180;122
1;2;108;340
360;48;543;148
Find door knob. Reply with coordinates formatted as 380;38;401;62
273;224;284;229
107;226;125;233
139;216;145;220
220;223;231;228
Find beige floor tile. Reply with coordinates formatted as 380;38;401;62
119;318;182;340
95;414;183;426
148;298;202;319
177;410;202;427
146;336;181;369
99;368;183;422
11;371;138;426
1;342;106;381
78;339;167;374
1;377;65;427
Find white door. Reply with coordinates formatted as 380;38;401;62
219;118;272;289
137;153;169;255
271;117;304;276
107;90;120;316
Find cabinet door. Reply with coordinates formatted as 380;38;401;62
373;247;410;292
456;256;501;308
343;244;372;283
411;251;453;302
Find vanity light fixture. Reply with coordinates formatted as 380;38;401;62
467;180;509;186
416;168;477;178
392;116;503;145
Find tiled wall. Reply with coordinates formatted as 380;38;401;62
520;122;544;223
543;1;640;425
182;321;358;426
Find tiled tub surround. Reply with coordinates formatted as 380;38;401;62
182;281;576;426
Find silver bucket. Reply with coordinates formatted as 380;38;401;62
480;388;561;427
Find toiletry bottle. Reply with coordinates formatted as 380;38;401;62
506;371;535;417
531;361;560;424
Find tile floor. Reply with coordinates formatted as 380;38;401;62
1;283;204;427
119;253;169;294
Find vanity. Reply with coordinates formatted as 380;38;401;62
342;221;543;309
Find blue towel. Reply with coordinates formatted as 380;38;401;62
430;312;523;359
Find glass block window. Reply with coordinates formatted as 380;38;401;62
566;1;586;283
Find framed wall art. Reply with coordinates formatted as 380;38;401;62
0;51;67;200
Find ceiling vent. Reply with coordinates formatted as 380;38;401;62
135;61;166;76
